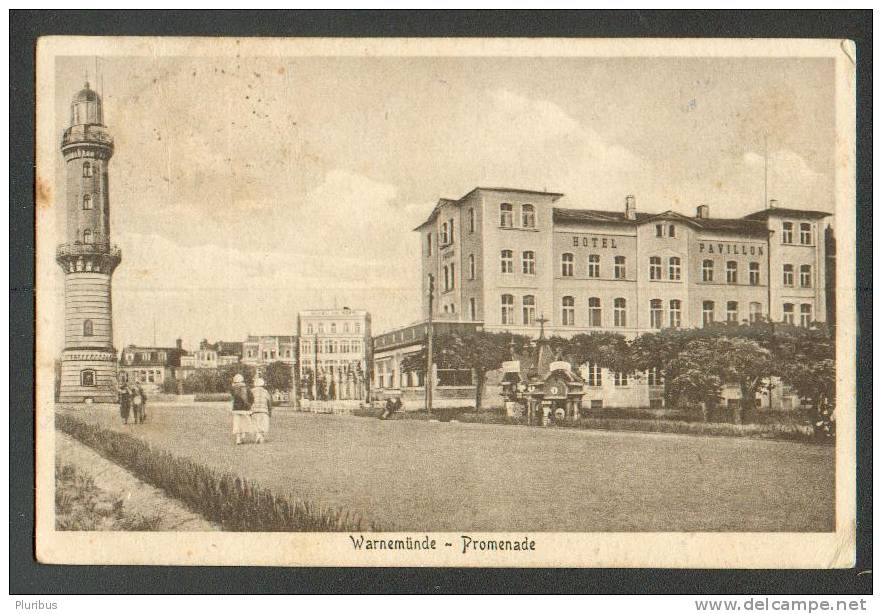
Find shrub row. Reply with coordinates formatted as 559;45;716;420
56;413;377;531
193;392;232;403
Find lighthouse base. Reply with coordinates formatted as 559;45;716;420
58;348;118;404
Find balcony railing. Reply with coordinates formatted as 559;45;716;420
62;125;114;149
56;242;121;259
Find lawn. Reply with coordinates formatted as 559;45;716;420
59;402;835;532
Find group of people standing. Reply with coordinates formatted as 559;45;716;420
118;380;147;425
230;374;272;445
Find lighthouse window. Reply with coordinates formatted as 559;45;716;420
83;230;93;244
83;162;93;178
83;320;93;336
80;369;96;387
83;194;93;210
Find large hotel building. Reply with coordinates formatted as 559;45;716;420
370;187;833;410
416;187;831;337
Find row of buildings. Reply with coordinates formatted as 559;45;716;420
117;308;373;401
116;187;835;412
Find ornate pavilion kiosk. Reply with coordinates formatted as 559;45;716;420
501;317;586;426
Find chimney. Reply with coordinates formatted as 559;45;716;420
176;338;182;350
768;199;778;209
696;205;709;219
625;195;637;220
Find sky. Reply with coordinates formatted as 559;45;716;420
52;55;836;350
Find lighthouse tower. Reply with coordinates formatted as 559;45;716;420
55;82;121;403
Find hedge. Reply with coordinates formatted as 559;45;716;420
56;413;378;531
194;393;233;403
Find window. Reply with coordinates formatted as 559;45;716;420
587;254;600;278
426;233;432;256
501;294;515;325
522;204;535;228
614;298;627;327
440;222;449;245
522;251;535;275
585;363;601;387
306;324;313;334
449;219;455;244
355;323;361;333
783;303;795;325
500;203;513;227
749;262;760;286
442;266;449;291
650;299;663;329
726;301;738;322
449;263;455;290
614;371;629;387
501;250;514;273
726;261;738;284
83;319;93;336
588;297;602;327
800;223;812;245
669;224;676;238
80;369;96;387
649;256;662;280
749;302;763;323
783;264;794;286
647;367;662;386
83;194;93;210
561;253;574;277
656;224;663;237
468;254;476;280
782;222;794;244
562;296;575;326
331;323;336;333
669;299;682;328
522;295;536;325
83;161;93;177
427;274;435;296
614;256;626;280
468;208;475;233
83;229;93;244
702;259;714;282
800;264;812;288
343;323;350;333
800;304;812;327
669;257;681;280
469;297;477;321
702;301;715;326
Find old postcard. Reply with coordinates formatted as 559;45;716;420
34;36;856;567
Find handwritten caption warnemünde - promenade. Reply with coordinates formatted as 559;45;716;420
349;535;537;555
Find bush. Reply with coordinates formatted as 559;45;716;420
194;393;232;403
56;413;379;531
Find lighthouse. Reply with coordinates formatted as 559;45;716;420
55;82;121;403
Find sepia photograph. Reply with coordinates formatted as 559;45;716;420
33;36;856;568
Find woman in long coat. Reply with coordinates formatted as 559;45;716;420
230;373;254;445
118;380;131;425
250;377;272;444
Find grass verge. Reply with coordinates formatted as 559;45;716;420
55;461;164;531
56;412;379;531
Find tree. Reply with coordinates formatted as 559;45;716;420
667;341;724;419
263;361;293;394
564;332;632;373
400;330;530;411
